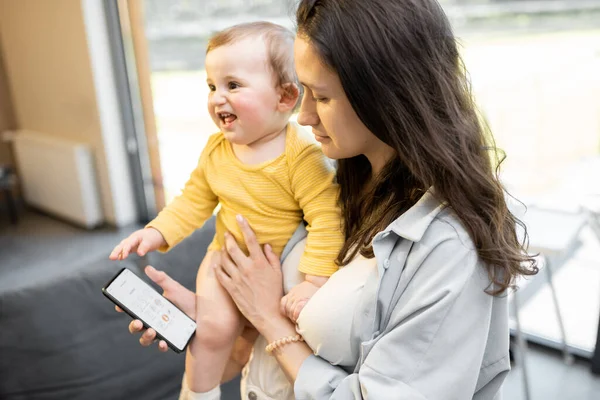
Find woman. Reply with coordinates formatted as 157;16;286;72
127;0;537;398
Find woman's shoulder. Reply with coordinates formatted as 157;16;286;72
383;192;496;309
382;190;484;283
386;190;474;250
383;190;470;246
423;206;475;251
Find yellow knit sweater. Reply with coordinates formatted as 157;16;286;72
148;122;343;276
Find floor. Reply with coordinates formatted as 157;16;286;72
505;344;600;400
2;210;600;399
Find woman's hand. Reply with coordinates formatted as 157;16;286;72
216;216;314;383
215;215;287;331
115;265;195;352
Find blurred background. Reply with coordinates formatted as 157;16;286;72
0;0;599;399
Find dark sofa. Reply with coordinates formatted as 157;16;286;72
0;217;240;399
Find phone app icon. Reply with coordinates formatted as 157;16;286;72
162;314;170;323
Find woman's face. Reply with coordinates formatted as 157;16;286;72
294;36;393;169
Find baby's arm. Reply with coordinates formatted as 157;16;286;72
148;150;218;253
280;274;328;322
285;135;344;322
289;143;343;278
110;136;220;260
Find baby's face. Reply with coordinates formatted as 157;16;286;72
205;37;282;146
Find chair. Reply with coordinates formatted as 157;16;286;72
510;204;586;400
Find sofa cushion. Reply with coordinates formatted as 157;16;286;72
0;218;242;400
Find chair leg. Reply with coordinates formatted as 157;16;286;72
586;210;600;374
3;188;18;224
592;307;600;375
544;257;574;365
512;290;532;400
587;210;600;243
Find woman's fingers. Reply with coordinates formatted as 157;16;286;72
235;215;261;259
144;266;196;318
263;244;280;269
158;341;169;352
214;262;233;293
129;319;144;334
216;251;237;296
219;250;238;280
145;265;171;288
115;306;123;313
140;328;157;347
224;231;248;268
126;318;166;350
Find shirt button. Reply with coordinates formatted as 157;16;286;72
248;391;258;400
384;259;390;268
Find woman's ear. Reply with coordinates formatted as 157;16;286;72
278;83;300;112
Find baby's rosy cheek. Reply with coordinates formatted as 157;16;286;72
237;93;273;115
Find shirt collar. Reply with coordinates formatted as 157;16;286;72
381;188;446;242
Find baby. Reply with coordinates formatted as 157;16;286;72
109;22;343;394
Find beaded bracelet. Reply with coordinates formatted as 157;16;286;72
265;334;304;354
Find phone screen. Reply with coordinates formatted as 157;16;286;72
103;268;196;352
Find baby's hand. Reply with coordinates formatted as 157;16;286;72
280;280;320;322
109;227;166;260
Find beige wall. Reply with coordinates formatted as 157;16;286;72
0;0;136;225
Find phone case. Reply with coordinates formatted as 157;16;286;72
101;267;195;353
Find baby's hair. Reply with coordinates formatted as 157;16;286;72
207;21;298;91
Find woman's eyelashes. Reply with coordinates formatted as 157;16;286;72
311;91;329;103
302;85;329;103
310;91;329;103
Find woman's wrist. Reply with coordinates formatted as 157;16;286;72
265;322;313;382
255;313;297;344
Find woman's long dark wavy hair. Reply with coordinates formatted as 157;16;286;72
296;0;537;295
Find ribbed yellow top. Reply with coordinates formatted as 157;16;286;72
148;122;343;276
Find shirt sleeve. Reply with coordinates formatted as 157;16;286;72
147;141;219;252
289;143;344;276
294;236;509;399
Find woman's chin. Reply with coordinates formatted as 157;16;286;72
319;143;341;160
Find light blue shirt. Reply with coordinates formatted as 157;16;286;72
293;189;510;399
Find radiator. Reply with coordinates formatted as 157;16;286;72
12;130;104;228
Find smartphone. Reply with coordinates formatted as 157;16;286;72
102;268;196;353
